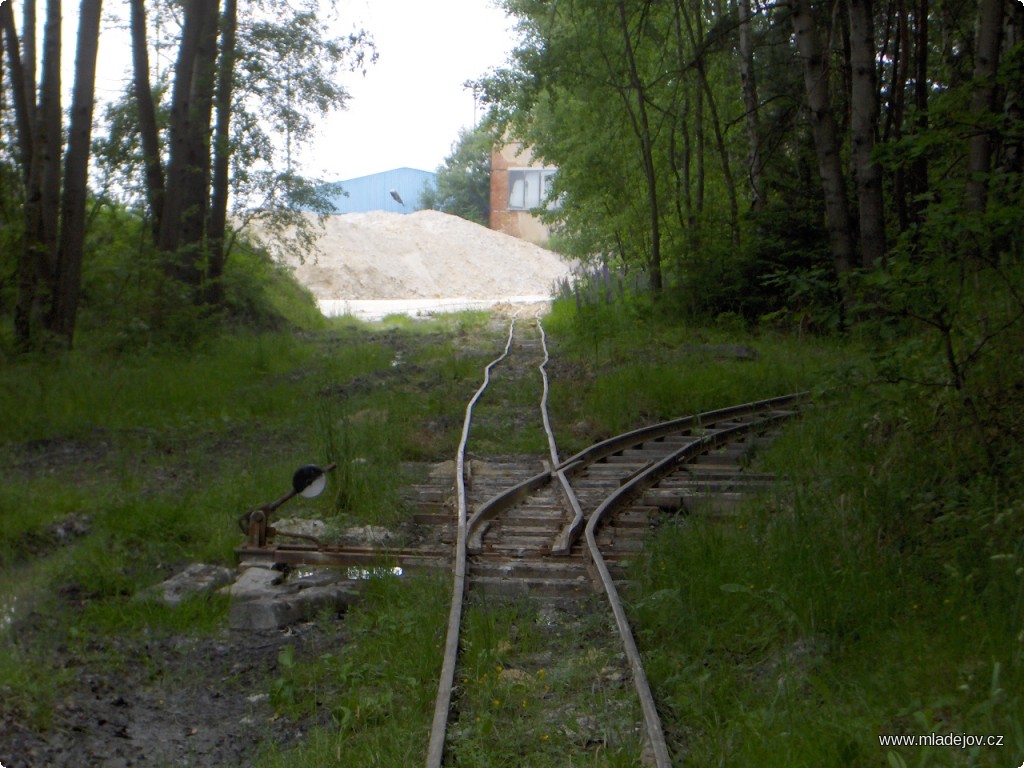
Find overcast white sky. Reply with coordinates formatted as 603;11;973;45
83;0;517;183
303;0;518;180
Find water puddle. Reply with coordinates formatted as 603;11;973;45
292;565;404;582
1;594;18;634
346;566;404;580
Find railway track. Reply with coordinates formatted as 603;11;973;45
237;313;807;765
426;315;808;767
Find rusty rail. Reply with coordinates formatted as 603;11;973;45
426;315;521;768
579;396;807;766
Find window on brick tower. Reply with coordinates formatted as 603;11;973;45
508;168;558;211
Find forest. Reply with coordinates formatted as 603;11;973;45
468;0;1024;505
476;0;1023;329
0;0;1021;354
0;0;374;351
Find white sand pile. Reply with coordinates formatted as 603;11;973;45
275;210;573;319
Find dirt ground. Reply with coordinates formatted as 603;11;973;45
0;618;339;768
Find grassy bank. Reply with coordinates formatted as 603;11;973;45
0;313;495;739
2;297;1021;766
541;302;1022;766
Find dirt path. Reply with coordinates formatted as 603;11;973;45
0;621;337;768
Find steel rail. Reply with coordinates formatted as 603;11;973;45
429;313;807;766
462;394;808;764
426;315;522;768
467;392;808;556
551;394;806;554
557;392;808;472
427;313;559;767
537;310;560;469
580;399;808;767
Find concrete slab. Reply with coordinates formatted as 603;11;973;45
226;563;361;631
144;563;236;607
229;583;360;631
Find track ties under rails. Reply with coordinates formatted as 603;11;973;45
463;395;806;765
427;313;808;766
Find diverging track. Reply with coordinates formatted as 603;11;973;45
426;314;808;767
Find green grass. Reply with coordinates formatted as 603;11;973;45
0;313;502;738
3;293;1021;766
447;598;646;767
254;571;449;766
544;297;844;453
0;331;320;440
626;392;1024;767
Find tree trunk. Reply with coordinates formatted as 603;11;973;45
39;0;61;253
129;0;166;238
685;15;740;247
736;0;765;211
693;0;706;218
848;0;887;268
49;0;103;346
158;0;207;269
908;0;929;219
790;0;854;277
0;1;34;176
21;0;35;130
885;0;908;226
178;0;219;256
695;79;705;213
670;4;698;252
616;0;663;293
205;0;238;303
1002;1;1023;177
16;0;61;349
965;0;1004;211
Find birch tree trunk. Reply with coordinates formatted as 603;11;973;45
790;0;854;277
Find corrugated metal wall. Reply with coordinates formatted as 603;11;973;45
324;167;437;214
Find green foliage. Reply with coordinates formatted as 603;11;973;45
483;0;1024;342
225;4;376;257
77;0;378;335
481;0;767;306
421;126;495;225
256;572;449;765
627;371;1024;766
544;294;835;449
0;197;325;355
859;155;1024;472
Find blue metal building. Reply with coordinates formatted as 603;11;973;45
322;167;437;214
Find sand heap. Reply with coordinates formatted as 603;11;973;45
278;210;573;303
